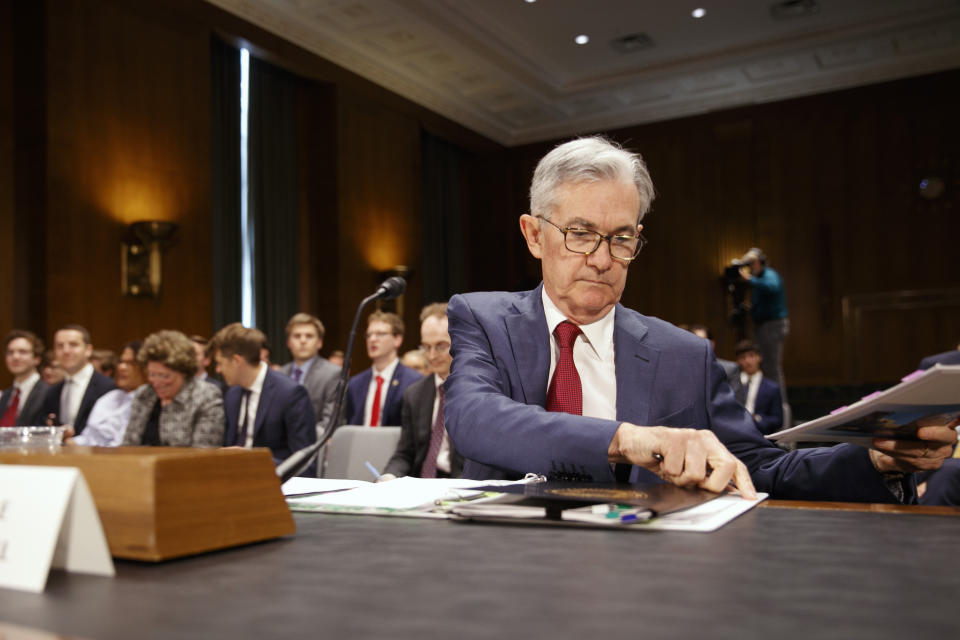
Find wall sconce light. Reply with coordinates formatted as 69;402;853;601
121;221;179;297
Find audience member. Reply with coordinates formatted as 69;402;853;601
190;335;226;392
280;313;340;430
211;323;317;475
91;349;117;378
732;340;783;435
122;330;224;447
40;349;65;386
381;303;463;480
41;324;116;435
738;247;788;391
345;311;420;426
444;136;957;501
688;323;738;383
1;330;50;426
401;349;431;377
70;341;145;446
328;350;345;368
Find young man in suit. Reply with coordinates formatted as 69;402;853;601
41;324;116;435
280;313;340;431
380;303;463;480
1;330;51;426
345;311;420;427
211;323;317;476
444;136;958;501
732;340;783;436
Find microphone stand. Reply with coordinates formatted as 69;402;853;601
275;280;403;482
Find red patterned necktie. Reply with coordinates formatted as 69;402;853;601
369;375;384;426
546;321;582;415
1;388;20;426
421;385;446;478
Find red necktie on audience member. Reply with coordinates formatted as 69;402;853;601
369;375;384;426
545;321;582;415
0;388;19;426
420;385;445;478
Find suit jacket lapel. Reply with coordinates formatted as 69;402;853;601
253;371;274;439
614;306;658;427
505;286;551;407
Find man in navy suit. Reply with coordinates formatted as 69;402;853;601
732;340;783;436
919;344;960;370
1;330;51;426
444;136;958;501
41;324;116;435
211;323;317;476
345;311;420;427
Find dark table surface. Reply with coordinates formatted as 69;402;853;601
2;504;959;639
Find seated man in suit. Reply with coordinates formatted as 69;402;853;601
380;303;464;480
70;341;145;446
41;324;116;435
444;136;958;501
919;342;960;369
280;313;340;431
1;330;51;426
211;323;317;476
345;311;420;427
732;340;783;435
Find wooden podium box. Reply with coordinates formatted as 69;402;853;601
0;446;295;561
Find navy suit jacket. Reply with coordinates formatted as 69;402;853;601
383;374;464;478
41;370;116;434
919;350;960;370
444;286;897;502
224;368;317;476
345;363;421;427
751;377;784;436
0;379;51;426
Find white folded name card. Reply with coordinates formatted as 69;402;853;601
0;465;115;593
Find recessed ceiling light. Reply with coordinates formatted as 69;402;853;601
692;8;706;18
524;0;536;3
575;34;589;45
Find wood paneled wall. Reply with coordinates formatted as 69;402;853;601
499;70;960;384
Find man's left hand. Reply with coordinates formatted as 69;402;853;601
869;419;960;473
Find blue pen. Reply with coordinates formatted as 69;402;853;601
364;461;382;480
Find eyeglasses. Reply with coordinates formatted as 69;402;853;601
537;216;646;262
365;331;394;339
419;342;450;355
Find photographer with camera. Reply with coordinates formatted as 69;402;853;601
737;247;788;394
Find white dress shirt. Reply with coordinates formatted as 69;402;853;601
61;363;95;426
240;362;268;448
73;388;136;446
431;373;452;474
363;358;400;426
739;370;764;415
542;289;617;420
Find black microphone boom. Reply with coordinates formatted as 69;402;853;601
275;276;407;482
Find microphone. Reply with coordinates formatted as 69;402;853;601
275;276;407;482
374;276;406;300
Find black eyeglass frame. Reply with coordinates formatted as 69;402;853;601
536;215;647;262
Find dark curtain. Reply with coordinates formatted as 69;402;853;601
210;37;242;335
421;131;467;303
249;57;299;362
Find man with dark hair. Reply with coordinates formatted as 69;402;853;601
70;341;145;446
189;335;225;392
380;303;464;480
445;136;957;502
280;313;340;430
211;323;317;476
345;311;420;426
1;330;51;426
42;324;116;434
732;340;783;435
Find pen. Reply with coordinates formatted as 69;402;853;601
364;461;381;480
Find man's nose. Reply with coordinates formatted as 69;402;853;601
585;239;614;269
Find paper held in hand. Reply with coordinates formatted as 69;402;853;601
0;465;115;593
768;364;960;445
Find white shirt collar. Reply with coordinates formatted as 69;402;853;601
374;357;400;382
247;361;268;393
541;287;616;361
15;371;40;394
66;363;95;388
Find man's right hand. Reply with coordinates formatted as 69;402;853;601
608;424;757;499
